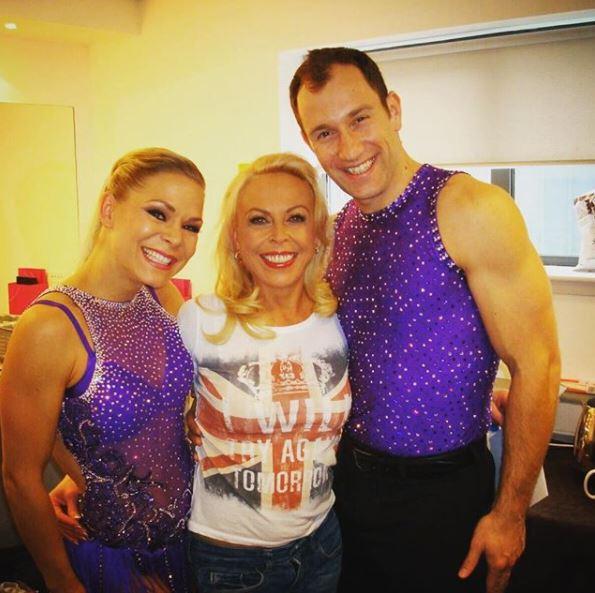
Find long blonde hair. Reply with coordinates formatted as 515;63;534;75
206;152;336;344
84;147;205;257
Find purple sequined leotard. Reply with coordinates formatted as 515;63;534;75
327;164;499;457
36;285;194;592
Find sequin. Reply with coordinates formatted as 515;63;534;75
327;164;499;456
44;285;194;591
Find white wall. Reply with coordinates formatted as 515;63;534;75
552;293;595;380
0;34;94;239
0;104;79;313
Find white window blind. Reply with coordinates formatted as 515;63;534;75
375;26;595;165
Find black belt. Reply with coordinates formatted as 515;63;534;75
341;433;486;479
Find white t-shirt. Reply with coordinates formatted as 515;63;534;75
178;295;351;546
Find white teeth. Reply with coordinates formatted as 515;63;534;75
142;247;172;265
346;157;374;175
263;253;294;264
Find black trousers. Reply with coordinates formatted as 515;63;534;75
333;435;495;593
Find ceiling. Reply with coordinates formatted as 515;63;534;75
0;0;143;45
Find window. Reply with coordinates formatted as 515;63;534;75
448;164;595;266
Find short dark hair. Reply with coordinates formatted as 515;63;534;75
289;47;389;132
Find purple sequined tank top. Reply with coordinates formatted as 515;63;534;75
327;164;499;456
50;285;194;549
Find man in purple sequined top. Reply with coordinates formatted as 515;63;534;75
290;48;560;593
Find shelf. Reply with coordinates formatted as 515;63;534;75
546;266;595;296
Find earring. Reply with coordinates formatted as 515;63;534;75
314;246;320;255
234;250;240;261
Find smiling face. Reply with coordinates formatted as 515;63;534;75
234;171;317;304
105;171;204;290
297;64;403;213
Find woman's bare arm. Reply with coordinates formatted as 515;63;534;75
0;306;86;593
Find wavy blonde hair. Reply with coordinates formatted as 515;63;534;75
84;147;205;258
206;152;336;344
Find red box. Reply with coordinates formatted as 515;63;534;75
8;283;47;314
8;268;49;315
171;278;192;301
18;268;48;284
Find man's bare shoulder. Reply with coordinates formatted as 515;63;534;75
440;173;514;217
438;173;529;270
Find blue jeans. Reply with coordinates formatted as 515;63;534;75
187;510;341;593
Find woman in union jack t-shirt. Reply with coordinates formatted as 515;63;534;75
180;153;351;593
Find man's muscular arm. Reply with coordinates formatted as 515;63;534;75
437;175;560;593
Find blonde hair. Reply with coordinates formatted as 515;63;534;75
84;147;205;257
206;152;336;344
